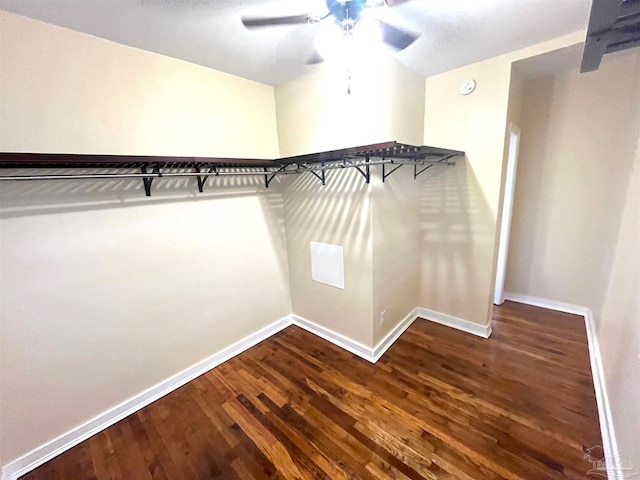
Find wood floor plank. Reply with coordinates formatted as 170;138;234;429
20;302;603;479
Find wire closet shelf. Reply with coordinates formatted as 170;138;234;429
0;141;465;196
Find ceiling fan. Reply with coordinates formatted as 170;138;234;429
241;0;419;64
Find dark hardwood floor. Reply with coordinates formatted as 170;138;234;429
22;301;603;479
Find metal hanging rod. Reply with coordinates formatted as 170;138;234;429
0;170;302;182
0;157;454;182
0;141;465;196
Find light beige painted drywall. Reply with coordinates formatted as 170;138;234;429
282;169;374;346
274;51;425;157
372;166;420;345
506;67;524;129
597;146;640;471
277;51;425;347
505;51;639;310
0;10;279;158
421;58;510;327
505;50;640;465
0;180;292;465
282;164;422;349
0;9;290;468
420;32;584;328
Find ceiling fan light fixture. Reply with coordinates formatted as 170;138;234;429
354;19;383;48
315;23;349;62
315;19;383;63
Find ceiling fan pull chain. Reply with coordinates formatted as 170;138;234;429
347;68;352;95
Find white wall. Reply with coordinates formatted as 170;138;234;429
505;50;640;467
0;10;290;468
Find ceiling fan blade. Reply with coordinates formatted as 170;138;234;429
380;21;419;50
385;0;413;6
242;14;312;28
306;51;325;65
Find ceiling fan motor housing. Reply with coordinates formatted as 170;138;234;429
326;0;367;24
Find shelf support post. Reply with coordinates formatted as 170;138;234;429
382;158;403;182
141;165;160;197
265;164;290;188
353;155;371;183
195;166;205;193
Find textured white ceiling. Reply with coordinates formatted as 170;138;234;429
0;0;591;85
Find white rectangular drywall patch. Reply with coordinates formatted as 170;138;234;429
310;241;344;289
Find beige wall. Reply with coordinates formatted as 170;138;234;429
421;57;511;327
0;10;279;158
505;50;640;465
597;147;639;470
277;52;425;347
282;169;374;346
275;52;425;157
282;163;423;349
0;183;292;465
0;10;290;468
506;66;525;130
420;32;584;328
506;51;639;310
372;165;420;345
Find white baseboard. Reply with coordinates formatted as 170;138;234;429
504;293;620;479
1;315;292;480
417;307;492;338
291;314;376;362
583;310;621;478
292;308;420;364
503;292;589;316
373;308;419;362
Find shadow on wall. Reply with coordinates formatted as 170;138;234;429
0;169;292;291
1;168;274;214
418;159;495;326
284;168;371;261
282;167;374;345
371;165;421;345
260;184;290;282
